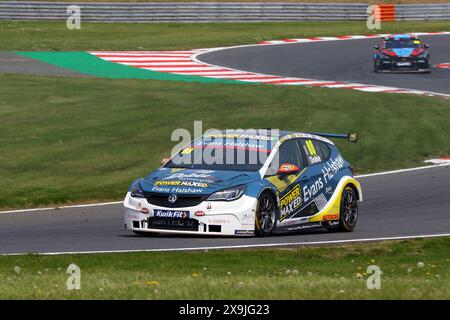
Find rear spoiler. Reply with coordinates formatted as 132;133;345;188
308;132;358;143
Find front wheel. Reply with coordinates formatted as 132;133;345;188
255;192;277;236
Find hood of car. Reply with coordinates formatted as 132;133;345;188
392;48;414;57
140;167;261;195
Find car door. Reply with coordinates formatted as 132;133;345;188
296;138;330;216
264;138;308;224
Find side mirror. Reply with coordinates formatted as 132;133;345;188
373;45;380;50
424;44;430;49
160;157;170;166
278;163;299;175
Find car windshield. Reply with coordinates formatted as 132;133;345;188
165;133;278;172
384;39;422;49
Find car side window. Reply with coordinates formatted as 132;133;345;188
317;141;331;160
265;139;302;176
301;139;328;166
279;139;301;167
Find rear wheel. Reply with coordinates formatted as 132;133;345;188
255;192;277;236
374;61;379;73
328;186;358;232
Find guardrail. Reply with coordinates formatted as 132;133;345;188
0;2;449;22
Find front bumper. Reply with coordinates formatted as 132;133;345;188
376;56;430;72
123;192;258;236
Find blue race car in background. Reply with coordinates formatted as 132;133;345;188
373;34;431;73
124;129;362;237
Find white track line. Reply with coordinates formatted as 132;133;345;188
0;162;447;214
3;233;450;256
355;161;449;178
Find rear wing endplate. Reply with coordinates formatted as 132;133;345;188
309;132;358;143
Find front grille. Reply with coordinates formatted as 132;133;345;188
144;192;207;208
147;217;199;231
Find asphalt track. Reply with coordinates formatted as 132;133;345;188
198;34;450;95
1;165;449;255
0;52;89;77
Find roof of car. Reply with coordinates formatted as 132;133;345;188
386;34;419;40
202;130;333;145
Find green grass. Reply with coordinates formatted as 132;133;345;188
0;237;449;299
1;20;450;51
0;74;449;209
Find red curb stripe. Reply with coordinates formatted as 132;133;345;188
226;76;285;80
96;54;192;59
159;69;235;74
133;64;206;68
99;59;192;62
264;79;315;84
306;82;344;87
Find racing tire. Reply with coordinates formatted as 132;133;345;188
328;186;358;232
255;192;277;237
374;62;379;73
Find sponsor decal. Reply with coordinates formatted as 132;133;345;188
208;218;230;224
280;184;302;220
323;213;339;221
154;209;189;219
304;139;322;165
278;216;309;226
235;230;254;235
154;180;209;188
128;214;139;220
195;210;205;217
191;139;272;153
205;133;277;141
163;170;215;184
151;186;204;193
303;178;324;203
140;208;149;214
280;163;298;171
321;155;345;184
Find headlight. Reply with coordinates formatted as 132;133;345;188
130;179;145;198
207;185;246;201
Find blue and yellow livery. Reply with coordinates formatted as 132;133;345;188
124;129;362;236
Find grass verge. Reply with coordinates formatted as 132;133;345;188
0;237;449;299
1;20;450;51
0;74;449;209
